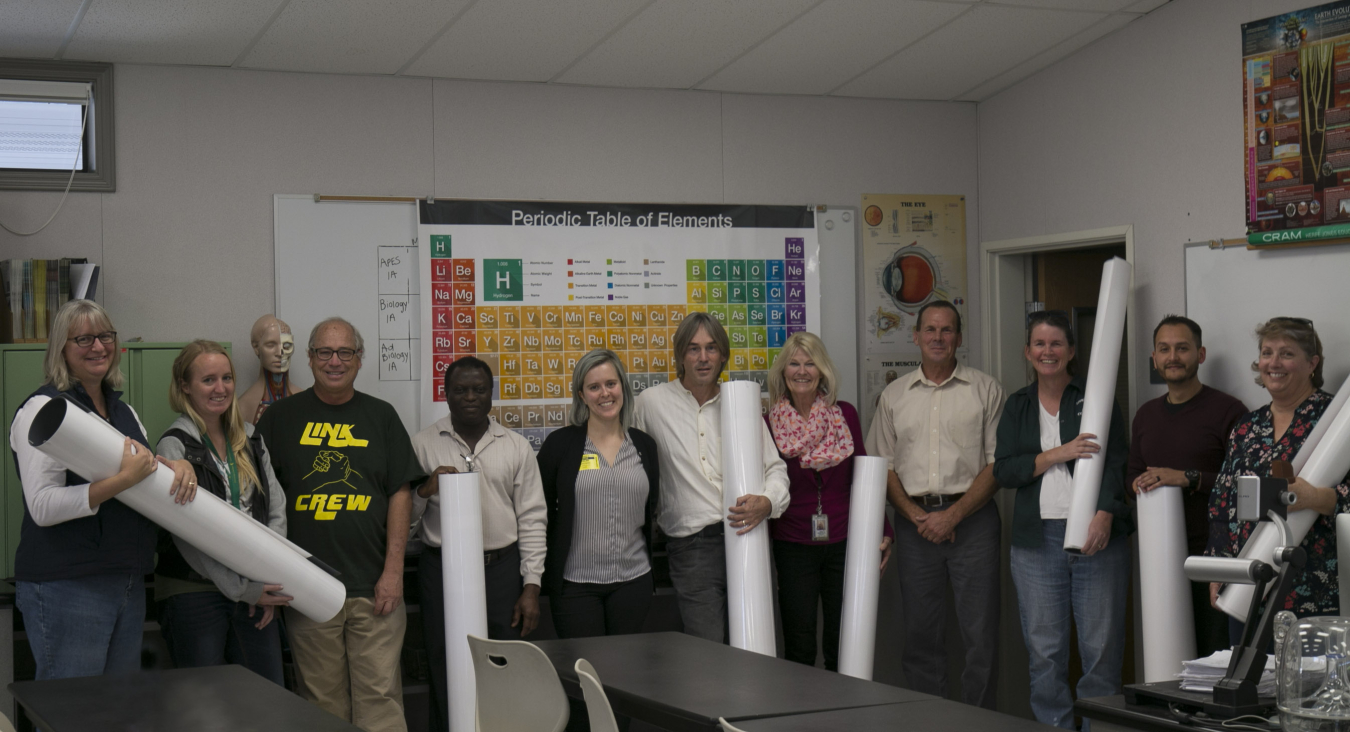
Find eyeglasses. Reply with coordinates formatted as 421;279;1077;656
67;331;116;348
311;347;360;362
1273;316;1314;327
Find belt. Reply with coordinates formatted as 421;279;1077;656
483;542;516;566
427;542;515;565
914;492;965;507
693;522;724;539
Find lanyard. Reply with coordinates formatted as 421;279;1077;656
203;434;241;509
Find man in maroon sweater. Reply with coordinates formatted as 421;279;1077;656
1128;315;1246;656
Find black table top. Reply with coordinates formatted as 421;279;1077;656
9;665;360;732
732;699;1058;731
534;632;933;732
1076;695;1196;732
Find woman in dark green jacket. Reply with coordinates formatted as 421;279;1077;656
993;310;1132;730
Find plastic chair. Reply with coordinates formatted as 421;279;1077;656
574;658;619;732
467;634;569;732
718;717;748;732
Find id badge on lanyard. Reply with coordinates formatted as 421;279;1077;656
811;471;829;541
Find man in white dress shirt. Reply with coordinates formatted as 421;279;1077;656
634;311;789;642
410;356;546;732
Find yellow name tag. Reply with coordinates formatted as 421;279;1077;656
579;454;600;471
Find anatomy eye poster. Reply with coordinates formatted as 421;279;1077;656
859;193;967;430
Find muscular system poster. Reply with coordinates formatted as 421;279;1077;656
1244;1;1350;246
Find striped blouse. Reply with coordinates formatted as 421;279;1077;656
563;436;651;584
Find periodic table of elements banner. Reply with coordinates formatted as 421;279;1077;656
418;200;821;450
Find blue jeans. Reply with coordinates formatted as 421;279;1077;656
1010;520;1129;730
17;574;145;680
665;525;728;643
159;591;284;685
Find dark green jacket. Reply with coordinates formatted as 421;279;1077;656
993;377;1134;548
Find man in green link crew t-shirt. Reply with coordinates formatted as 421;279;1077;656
257;317;419;732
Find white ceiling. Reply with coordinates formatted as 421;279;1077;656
1;0;1170;102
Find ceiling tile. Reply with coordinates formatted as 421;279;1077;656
957;12;1136;101
555;0;820;89
834;4;1105;100
62;0;280;65
988;0;1138;11
0;0;84;59
238;0;472;75
699;0;966;96
403;0;648;82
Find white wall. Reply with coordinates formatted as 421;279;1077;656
1;64;980;392
976;0;1315;401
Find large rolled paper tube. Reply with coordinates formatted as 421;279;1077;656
1290;374;1350;474
438;472;489;732
26;396;344;622
837;455;888;680
1340;515;1350;617
1219;374;1350;621
1136;485;1196;682
1064;257;1132;553
720;380;776;656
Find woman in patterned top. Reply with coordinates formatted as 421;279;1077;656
764;332;892;671
1205;317;1350;639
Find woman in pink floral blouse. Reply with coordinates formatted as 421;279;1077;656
764;332;893;671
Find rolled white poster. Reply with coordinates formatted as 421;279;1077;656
1340;514;1350;617
1136;485;1196;681
26;396;345;622
438;472;488;732
837;455;888;680
720;380;776;656
1219;374;1350;621
1064;257;1132;553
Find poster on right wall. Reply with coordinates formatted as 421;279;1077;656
858;193;967;431
1243;1;1350;246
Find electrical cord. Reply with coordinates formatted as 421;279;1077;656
0;90;91;237
1167;703;1279;731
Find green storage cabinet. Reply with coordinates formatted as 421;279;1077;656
0;342;229;578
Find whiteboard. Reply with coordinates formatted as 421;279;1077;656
274;194;421;436
1184;241;1350;409
275;195;859;433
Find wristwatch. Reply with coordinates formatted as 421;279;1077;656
1185;469;1201;490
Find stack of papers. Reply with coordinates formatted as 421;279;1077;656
1178;650;1276;696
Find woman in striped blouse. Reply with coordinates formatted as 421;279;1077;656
537;349;661;640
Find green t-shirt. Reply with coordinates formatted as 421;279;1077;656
256;389;420;598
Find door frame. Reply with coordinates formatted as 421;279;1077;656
978;225;1137;416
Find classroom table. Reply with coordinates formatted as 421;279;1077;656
730;698;1058;731
533;631;933;732
9;664;360;732
1075;695;1206;732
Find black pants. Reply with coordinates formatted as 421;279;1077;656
550;572;654;639
552;572;653;732
419;543;525;732
773;539;847;671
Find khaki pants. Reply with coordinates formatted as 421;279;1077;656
286;598;407;732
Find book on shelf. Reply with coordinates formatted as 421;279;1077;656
0;257;97;344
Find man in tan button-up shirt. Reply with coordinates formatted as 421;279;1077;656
866;301;1004;709
411;357;546;732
